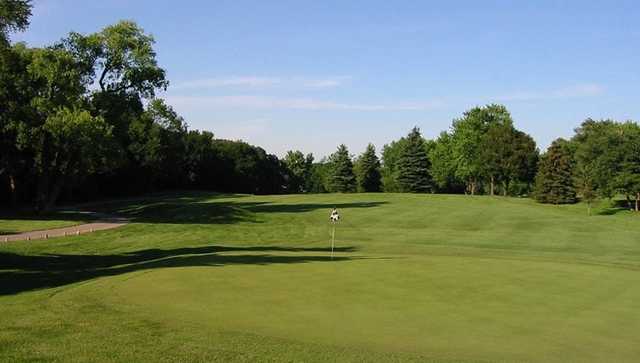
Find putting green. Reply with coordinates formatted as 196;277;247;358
1;193;639;362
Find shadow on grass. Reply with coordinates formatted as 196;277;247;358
0;245;370;296
106;198;387;225
2;192;388;226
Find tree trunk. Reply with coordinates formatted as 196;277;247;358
42;176;66;213
502;180;508;197
587;202;592;216
636;193;639;212
8;174;17;206
490;176;495;196
470;180;476;195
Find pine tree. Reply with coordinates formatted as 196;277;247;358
397;127;432;193
327;144;356;192
355;143;382;192
534;139;576;204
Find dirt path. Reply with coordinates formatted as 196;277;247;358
0;213;129;242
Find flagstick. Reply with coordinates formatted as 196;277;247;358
331;223;335;260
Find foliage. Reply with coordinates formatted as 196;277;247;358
0;0;31;45
327;144;356;192
480;123;538;196
396;127;431;193
64;21;168;98
429;131;462;192
450;104;513;194
380;137;408;192
34;107;114;211
534;139;576;204
283;150;314;193
354;143;381;192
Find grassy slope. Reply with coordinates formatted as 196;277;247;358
0;216;82;235
1;193;639;362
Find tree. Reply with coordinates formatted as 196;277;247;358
355;143;381;192
284;150;314;193
128;99;187;189
64;21;168;98
451;104;513;194
396;127;431;193
33;108;114;211
306;161;330;193
534;139;576;204
0;0;31;45
480;123;538;196
614;122;640;211
327;144;356;192
571;119;620;200
381;137;408;192
429;131;462;193
574;163;596;215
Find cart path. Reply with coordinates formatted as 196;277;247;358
0;212;129;242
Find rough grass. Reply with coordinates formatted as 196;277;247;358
1;192;639;362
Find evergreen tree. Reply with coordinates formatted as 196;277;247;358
397;127;432;193
355;143;381;192
534;139;576;204
327;144;356;192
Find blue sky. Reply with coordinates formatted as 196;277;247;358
13;0;640;158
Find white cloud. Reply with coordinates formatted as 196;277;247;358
166;95;443;111
495;84;604;102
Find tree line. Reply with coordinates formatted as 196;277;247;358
1;2;639;214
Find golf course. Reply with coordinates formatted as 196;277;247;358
1;192;639;362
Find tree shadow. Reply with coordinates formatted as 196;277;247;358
3;192;388;226
110;199;388;224
0;245;365;296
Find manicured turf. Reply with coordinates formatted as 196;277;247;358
0;211;89;235
1;192;639;362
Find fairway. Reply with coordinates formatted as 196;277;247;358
1;193;640;362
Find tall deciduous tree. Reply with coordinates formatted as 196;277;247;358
451;104;513;194
284;150;314;193
396;127;431;193
128;99;187;189
381;137;408;192
327;144;356;192
480;123;538;196
613;122;640;211
534;139;576;204
0;0;31;45
34;108;114;211
571;119;620;199
64;21;168;98
355;143;381;192
429;131;461;193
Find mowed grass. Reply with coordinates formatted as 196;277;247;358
0;211;90;235
1;192;639;362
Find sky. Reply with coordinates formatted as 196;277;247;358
12;0;640;158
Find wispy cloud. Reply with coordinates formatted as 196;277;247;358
302;76;352;89
172;76;350;90
166;95;443;111
495;84;604;102
173;77;281;89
